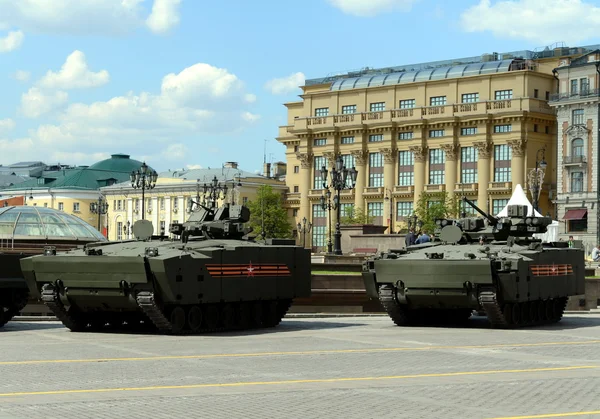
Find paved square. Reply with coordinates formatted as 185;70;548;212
0;314;599;419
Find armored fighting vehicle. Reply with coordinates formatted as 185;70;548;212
362;198;585;328
0;206;107;327
20;201;311;334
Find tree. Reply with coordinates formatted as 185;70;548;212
414;191;460;233
246;185;293;239
339;206;373;225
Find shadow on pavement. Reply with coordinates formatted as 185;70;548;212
0;321;65;332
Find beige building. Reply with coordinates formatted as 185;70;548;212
100;162;287;241
277;47;596;251
549;49;600;250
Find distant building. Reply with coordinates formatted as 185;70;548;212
0;154;148;236
0;161;46;178
100;161;287;241
549;49;600;249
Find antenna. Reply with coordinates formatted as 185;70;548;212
263;139;267;164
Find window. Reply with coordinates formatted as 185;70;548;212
534;124;538;132
340;203;354;220
314;138;326;146
571;172;584;192
460;127;477;136
341;154;355;188
369;153;384;187
429;129;444;137
494;124;512;133
461;93;479;103
396;201;413;218
293;209;298;217
311;204;327;250
571;79;578;94
370;102;385;112
534;89;539;98
242;197;248;204
572;138;584;156
580;78;589;94
492;199;508;215
460;147;478;183
342;105;357;114
58;202;64;211
293;185;299;192
399;99;415;108
294;145;299;152
117;222;123;240
398;151;414;186
545;91;550;101
494;145;512;182
314;108;329;116
313;156;328;189
545;126;550;134
117;200;122;210
494;90;512;100
429;149;445;185
573;109;584;125
369;134;383;142
459;199;478;216
73;202;80;212
294;165;299;173
430;96;446;106
367;202;383;226
160;221;165;234
341;136;354;144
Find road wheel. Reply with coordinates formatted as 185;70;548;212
188;305;203;333
170;306;186;334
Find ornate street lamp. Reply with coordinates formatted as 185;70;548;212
320;188;335;254
297;216;312;248
321;155;358;255
202;175;228;209
130;162;158;221
527;146;548;214
123;220;131;240
89;195;109;233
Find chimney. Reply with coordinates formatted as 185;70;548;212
273;161;287;177
223;161;238;169
263;162;271;178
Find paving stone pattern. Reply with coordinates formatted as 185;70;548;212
0;315;599;418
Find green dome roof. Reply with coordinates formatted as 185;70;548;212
88;154;149;173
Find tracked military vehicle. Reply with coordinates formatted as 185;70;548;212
0;206;107;327
362;198;585;328
20;201;311;334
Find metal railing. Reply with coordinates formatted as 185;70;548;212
563;155;587;164
550;88;600;102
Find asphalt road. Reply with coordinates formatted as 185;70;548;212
1;314;600;419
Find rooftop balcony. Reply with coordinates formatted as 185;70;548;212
286;98;555;134
549;88;600;103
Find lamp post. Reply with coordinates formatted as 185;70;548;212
321;155;358;255
202;175;228;209
527;146;548;214
123;220;131;240
384;188;394;234
297;216;312;248
320;188;335;254
89;195;109;233
130;162;158;220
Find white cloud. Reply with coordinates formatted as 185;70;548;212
264;72;305;95
20;87;69;118
460;0;600;44
0;30;24;52
162;143;188;159
186;164;202;170
244;93;257;103
146;0;181;34
0;0;180;36
326;0;418;17
0;118;15;134
38;50;110;89
241;111;261;122
26;62;258;151
0;137;35;156
12;70;31;82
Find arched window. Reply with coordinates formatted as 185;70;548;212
572;138;584;156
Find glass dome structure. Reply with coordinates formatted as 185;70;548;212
0;206;107;242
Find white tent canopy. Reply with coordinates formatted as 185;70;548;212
494;184;543;217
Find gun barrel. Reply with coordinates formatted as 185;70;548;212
462;197;497;225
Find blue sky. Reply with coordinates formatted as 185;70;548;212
1;0;600;174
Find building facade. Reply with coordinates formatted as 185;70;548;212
549;50;600;250
100;162;287;242
276;49;582;251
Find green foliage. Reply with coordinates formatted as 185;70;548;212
246;185;293;239
414;191;460;233
340;206;373;225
